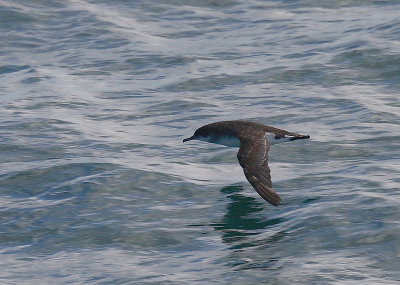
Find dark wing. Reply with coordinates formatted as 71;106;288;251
237;132;281;206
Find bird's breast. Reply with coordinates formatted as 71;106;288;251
212;135;241;148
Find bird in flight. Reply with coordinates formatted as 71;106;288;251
183;120;310;206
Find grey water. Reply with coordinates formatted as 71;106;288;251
1;0;399;284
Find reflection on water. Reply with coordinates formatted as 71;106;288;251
213;185;286;250
210;185;287;272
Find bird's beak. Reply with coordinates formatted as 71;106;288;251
183;136;194;143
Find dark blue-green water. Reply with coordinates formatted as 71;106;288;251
1;0;399;284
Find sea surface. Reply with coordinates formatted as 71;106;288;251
1;0;399;284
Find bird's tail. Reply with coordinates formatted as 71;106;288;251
289;134;310;141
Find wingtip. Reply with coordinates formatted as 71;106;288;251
252;182;282;206
263;188;281;207
270;196;282;207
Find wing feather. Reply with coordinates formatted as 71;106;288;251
237;133;281;206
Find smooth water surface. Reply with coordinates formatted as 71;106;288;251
1;0;399;284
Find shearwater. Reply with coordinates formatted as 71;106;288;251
183;120;310;206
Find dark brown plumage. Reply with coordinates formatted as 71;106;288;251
184;120;310;206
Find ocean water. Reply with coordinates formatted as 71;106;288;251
1;0;399;284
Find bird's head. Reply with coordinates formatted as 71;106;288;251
183;126;212;143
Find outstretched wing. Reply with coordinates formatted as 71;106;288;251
237;132;281;206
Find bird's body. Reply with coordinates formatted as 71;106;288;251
183;120;310;206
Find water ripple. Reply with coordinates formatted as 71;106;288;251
1;0;399;283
